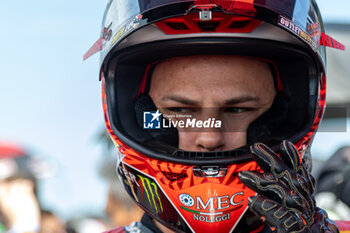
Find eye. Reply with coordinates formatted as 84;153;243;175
224;107;252;113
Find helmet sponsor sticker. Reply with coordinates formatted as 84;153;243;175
119;164;140;188
111;14;142;45
138;175;164;214
179;193;195;207
278;15;317;50
179;192;244;223
118;162;194;232
118;163;164;214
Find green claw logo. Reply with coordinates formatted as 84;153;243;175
138;175;164;214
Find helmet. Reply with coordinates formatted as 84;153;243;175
92;0;343;232
0;142;54;181
0;142;37;181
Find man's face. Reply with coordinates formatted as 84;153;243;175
149;55;275;151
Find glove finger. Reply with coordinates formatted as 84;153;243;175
296;163;316;195
280;141;316;206
292;173;316;217
308;172;316;195
312;208;339;233
239;171;308;215
271;166;313;208
249;195;305;233
302;159;316;190
280;140;301;171
250;142;316;220
239;171;284;201
250;143;290;176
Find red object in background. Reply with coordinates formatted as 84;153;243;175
0;143;26;159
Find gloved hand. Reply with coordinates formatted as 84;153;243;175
238;141;339;233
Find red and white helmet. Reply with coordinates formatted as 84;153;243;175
86;0;344;232
0;142;51;181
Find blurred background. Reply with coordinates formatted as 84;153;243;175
0;1;110;229
0;0;349;230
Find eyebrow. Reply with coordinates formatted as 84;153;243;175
161;95;199;105
224;95;260;105
161;95;260;105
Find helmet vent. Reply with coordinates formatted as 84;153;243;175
173;149;246;159
166;22;189;31
228;20;251;29
197;21;220;31
162;171;188;181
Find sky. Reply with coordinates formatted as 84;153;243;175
317;0;350;23
0;0;349;221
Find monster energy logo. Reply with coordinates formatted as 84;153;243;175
138;175;163;214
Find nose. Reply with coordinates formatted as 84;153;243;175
195;131;225;151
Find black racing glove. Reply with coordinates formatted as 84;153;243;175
238;141;339;233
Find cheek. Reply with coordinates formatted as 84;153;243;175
223;132;247;150
178;131;197;150
221;113;259;132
